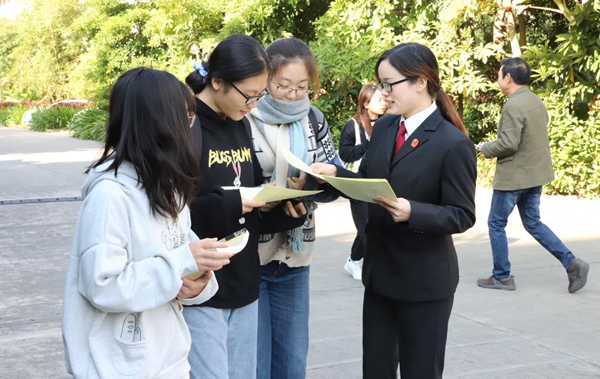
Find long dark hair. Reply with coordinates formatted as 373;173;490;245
186;34;270;95
265;38;319;91
354;83;379;137
375;43;467;135
92;67;201;219
181;81;196;115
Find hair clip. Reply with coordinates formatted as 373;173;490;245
193;62;208;78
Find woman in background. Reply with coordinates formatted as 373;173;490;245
338;83;387;280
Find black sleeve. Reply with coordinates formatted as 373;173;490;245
302;174;340;203
338;118;369;163
259;201;307;234
189;187;243;238
249;140;308;232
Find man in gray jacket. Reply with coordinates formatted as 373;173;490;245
476;57;589;293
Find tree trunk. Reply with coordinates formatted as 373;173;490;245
504;6;521;56
518;13;526;47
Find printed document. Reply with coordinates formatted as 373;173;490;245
280;147;397;203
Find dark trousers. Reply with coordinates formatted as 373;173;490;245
349;200;368;261
362;286;454;379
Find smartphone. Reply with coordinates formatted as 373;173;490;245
217;228;248;249
186;228;249;280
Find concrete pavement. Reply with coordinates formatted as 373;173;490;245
0;126;598;378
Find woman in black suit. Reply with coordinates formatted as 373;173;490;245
312;43;477;379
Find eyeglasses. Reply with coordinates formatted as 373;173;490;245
270;79;311;97
376;77;415;93
225;80;266;105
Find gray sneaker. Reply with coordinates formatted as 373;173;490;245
567;258;589;294
477;275;516;291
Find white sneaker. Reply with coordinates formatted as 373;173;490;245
344;258;362;280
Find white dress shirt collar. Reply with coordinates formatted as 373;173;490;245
400;101;437;138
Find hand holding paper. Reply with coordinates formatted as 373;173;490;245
281;147;324;180
374;195;411;222
310;162;337;182
241;197;265;214
281;146;397;203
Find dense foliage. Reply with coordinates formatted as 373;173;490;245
0;105;28;127
69;106;108;141
0;0;598;197
30;106;82;131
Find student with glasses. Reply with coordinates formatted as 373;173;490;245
183;34;307;379
244;37;340;379
312;42;477;379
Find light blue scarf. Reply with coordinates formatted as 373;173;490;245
254;95;311;180
254;94;316;253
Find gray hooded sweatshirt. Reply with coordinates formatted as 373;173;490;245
62;160;216;378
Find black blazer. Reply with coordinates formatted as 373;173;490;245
338;109;477;302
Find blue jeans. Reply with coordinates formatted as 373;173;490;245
183;301;258;379
488;186;575;279
257;261;310;379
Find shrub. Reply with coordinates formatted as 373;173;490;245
0;109;8;126
30;106;80;131
0;105;29;127
545;94;600;198
476;148;496;190
69;107;107;141
311;0;403;145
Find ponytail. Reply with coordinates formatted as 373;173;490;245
185;61;209;94
436;89;468;136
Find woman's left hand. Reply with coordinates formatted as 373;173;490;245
258;181;280;212
283;200;307;218
374;195;411;222
287;172;306;190
178;271;213;299
260;201;280;212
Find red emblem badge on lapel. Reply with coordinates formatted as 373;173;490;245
411;139;419;148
